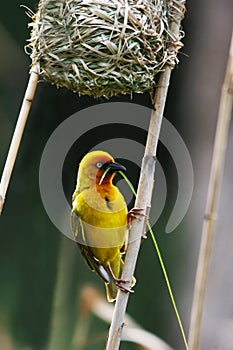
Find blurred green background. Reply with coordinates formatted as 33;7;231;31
0;1;233;349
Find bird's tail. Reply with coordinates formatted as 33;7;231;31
105;280;118;302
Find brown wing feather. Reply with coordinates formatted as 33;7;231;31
70;210;110;283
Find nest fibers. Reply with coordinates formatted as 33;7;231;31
27;0;185;97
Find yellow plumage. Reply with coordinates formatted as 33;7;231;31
71;150;134;302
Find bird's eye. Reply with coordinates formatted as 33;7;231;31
96;162;103;169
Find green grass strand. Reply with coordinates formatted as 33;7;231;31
119;171;189;350
147;222;189;350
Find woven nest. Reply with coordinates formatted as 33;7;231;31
27;0;185;97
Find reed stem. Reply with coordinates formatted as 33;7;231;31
188;31;233;350
0;64;39;214
105;15;184;349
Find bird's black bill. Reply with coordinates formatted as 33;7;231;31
102;161;126;172
99;162;126;185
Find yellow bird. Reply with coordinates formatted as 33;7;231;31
71;150;136;302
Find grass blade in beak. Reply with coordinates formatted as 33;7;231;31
99;167;110;185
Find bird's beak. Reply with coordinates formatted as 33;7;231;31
106;162;126;172
99;161;126;185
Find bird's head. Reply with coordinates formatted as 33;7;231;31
77;151;126;189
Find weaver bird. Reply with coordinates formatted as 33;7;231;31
71;150;138;302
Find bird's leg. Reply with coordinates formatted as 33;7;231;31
127;207;148;240
127;208;145;221
107;264;133;294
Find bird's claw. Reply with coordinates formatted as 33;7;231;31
107;265;134;294
115;281;134;294
127;208;147;220
127;208;148;240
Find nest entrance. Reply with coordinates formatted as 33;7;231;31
28;0;185;97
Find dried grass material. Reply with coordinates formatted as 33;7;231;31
27;0;185;97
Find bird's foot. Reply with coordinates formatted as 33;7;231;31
107;265;134;294
127;208;148;241
127;207;146;220
115;280;134;294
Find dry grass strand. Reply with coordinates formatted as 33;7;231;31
26;0;185;97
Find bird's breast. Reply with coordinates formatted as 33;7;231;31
74;187;128;249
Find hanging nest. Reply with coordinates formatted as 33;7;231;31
27;0;185;97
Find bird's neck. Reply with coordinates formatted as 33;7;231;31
97;181;119;202
96;174;113;187
76;175;114;192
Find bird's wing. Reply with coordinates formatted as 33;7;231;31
70;210;110;283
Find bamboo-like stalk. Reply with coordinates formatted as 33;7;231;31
73;285;173;350
188;32;233;350
0;64;39;214
105;15;184;350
